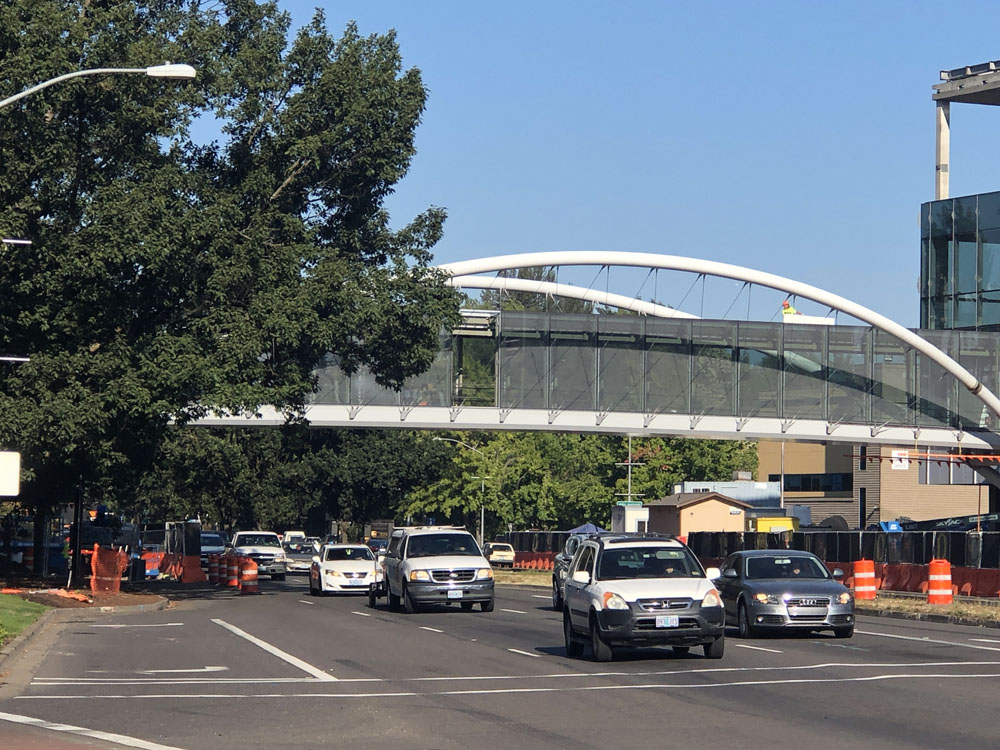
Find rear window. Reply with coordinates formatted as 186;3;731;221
597;546;703;580
490;544;513;552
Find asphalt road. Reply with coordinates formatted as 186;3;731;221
3;576;1000;750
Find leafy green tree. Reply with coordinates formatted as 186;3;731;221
0;2;460;520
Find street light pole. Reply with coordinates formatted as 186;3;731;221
0;64;197;110
433;437;492;547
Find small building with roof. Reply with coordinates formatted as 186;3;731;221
644;492;752;536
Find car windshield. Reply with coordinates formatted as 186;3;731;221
235;534;280;548
745;555;830;580
597;546;702;580
325;547;374;562
407;533;481;558
200;534;225;547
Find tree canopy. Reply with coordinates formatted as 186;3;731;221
0;1;460;513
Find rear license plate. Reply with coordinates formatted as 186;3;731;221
447;589;463;599
655;615;679;628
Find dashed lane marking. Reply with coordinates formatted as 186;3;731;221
0;711;187;750
351;611;372;617
734;644;783;653
211;619;337;681
970;638;1000;644
298;600;315;605
90;623;184;628
856;629;1000;652
507;648;544;658
531;595;550;600
501;608;527;614
139;667;228;674
419;626;444;633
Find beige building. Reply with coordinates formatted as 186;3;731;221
644;492;750;536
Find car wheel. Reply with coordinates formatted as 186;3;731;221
589;614;613;662
273;573;286;581
403;585;418;614
703;635;725;659
564;611;584;658
460;601;474;612
552;578;562;610
309;576;318;596
368;586;377;608
738;601;757;638
481;597;495;612
834;625;854;639
672;646;690;656
387;585;400;611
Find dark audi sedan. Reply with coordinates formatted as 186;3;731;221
714;550;854;638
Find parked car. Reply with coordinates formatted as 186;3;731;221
309;544;381;595
562;533;725;661
381;526;494;613
714;549;854;638
552;533;587;610
230;531;287;580
483;542;515;568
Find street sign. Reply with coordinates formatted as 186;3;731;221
0;451;20;496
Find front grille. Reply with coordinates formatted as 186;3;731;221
430;569;476;583
637;597;693;612
343;571;368;579
789;614;826;621
249;554;276;563
786;597;830;607
634;617;699;630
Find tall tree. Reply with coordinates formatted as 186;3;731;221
0;2;460;517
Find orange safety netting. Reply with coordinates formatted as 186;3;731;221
89;543;128;595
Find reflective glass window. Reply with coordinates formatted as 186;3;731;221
782;324;827;420
498;312;548;409
914;329;958;427
691;321;736;415
735;322;780;418
828;327;870;424
645;319;692;415
598;316;644;412
871;330;911;425
548;314;596;411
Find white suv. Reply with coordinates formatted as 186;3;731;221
562;534;724;661
383;527;495;613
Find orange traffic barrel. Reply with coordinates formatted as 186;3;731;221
853;559;876;600
22;546;34;574
227;555;240;587
927;558;953;604
240;558;259;594
208;554;219;584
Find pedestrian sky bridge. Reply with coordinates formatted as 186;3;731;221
198;253;1000;451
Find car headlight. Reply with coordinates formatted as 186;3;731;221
602;592;630;610
409;570;431;582
326;569;341;577
701;589;722;608
476;568;494;580
754;592;783;605
838;591;852;605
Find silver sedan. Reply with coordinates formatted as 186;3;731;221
714;550;854;638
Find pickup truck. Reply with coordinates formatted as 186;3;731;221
230;531;287;580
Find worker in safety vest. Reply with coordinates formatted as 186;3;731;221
781;300;800;315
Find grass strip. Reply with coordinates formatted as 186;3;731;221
0;595;49;647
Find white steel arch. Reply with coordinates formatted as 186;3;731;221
437;251;1000;420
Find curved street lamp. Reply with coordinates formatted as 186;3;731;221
0;63;197;110
433;437;491;546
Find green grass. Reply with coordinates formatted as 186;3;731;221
0;596;49;647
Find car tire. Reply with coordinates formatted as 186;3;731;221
460;601;474;611
564;611;584;658
481;597;495;613
703;635;725;659
387;585;400;611
589;614;613;662
738;601;757;638
552;578;562;610
834;625;854;639
403;585;418;614
672;646;690;656
273;573;286;581
309;576;318;596
368;586;377;608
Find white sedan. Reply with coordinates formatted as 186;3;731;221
309;544;382;595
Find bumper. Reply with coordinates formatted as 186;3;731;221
255;562;287;576
595;605;725;647
747;602;855;630
489;558;515;568
407;579;495;605
320;577;375;592
286;562;312;574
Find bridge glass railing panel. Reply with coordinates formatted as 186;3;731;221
980;193;1000;327
548;314;597;411
348;366;399;406
871;329;912;426
399;336;452;407
957;330;1000;429
827;327;871;424
781;324;827;421
690;321;736;415
597;316;644;413
311;353;352;404
735;322;781;419
644;318;692;415
498;311;548;409
454;334;496;406
914;329;960;428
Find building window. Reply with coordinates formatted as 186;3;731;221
767;473;854;492
859;446;867;471
859;487;867;528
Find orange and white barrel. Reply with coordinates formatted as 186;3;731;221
240;558;259;594
22;546;34;574
927;558;953;604
853;559;877;600
227;556;240;587
208;555;219;584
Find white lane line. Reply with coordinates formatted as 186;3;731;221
18;671;1000;701
856;629;1000;652
351;611;372;617
139;667;228;674
90;623;184;629
970;638;1000;644
211;619;336;681
419;626;444;633
0;711;187;750
298;600;315;605
507;648;544;658
531;595;550;600
34;678;314;686
501;608;527;614
734;644;783;653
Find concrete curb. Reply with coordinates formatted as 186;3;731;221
0;608;58;666
855;604;1000;629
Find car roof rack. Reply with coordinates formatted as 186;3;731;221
586;532;680;545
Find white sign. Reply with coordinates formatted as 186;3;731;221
0;451;20;495
891;449;910;471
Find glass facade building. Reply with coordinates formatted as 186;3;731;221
921;190;1000;329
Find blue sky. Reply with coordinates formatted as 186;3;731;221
279;1;1000;326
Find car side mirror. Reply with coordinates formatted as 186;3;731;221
572;570;591;585
704;567;721;580
722;568;738;578
832;568;844;578
312;556;320;564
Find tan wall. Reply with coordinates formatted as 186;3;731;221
676;499;746;534
757;441;851;479
876;445;982;522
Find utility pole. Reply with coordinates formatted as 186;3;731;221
615;435;646;503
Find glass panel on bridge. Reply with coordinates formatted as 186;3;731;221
915;329;959;427
597;316;643;413
782;324;827;421
691;321;736;415
871;329;911;425
499;311;547;409
548;314;596;411
827;327;870;424
645;318;692;415
735;322;781;419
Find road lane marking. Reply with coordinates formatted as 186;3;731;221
351;611;372;617
419;626;444;633
211;619;337;681
531;595;550;600
501;608;527;614
0;711;187;750
139;667;228;674
734;644;783;653
90;623;184;629
507;648;543;658
856;629;1000;652
970;638;1000;644
298;600;315;605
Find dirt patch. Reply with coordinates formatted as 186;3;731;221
8;590;166;609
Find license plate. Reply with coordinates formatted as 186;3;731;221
447;589;464;599
655;615;679;628
345;579;367;586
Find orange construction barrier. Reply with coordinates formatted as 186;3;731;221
22;546;34;574
90;544;128;595
208;555;219;584
240;558;259;594
227;555;240;587
181;555;207;583
927;558;953;604
852;559;877;600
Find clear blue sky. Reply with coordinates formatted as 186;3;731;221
280;0;1000;326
